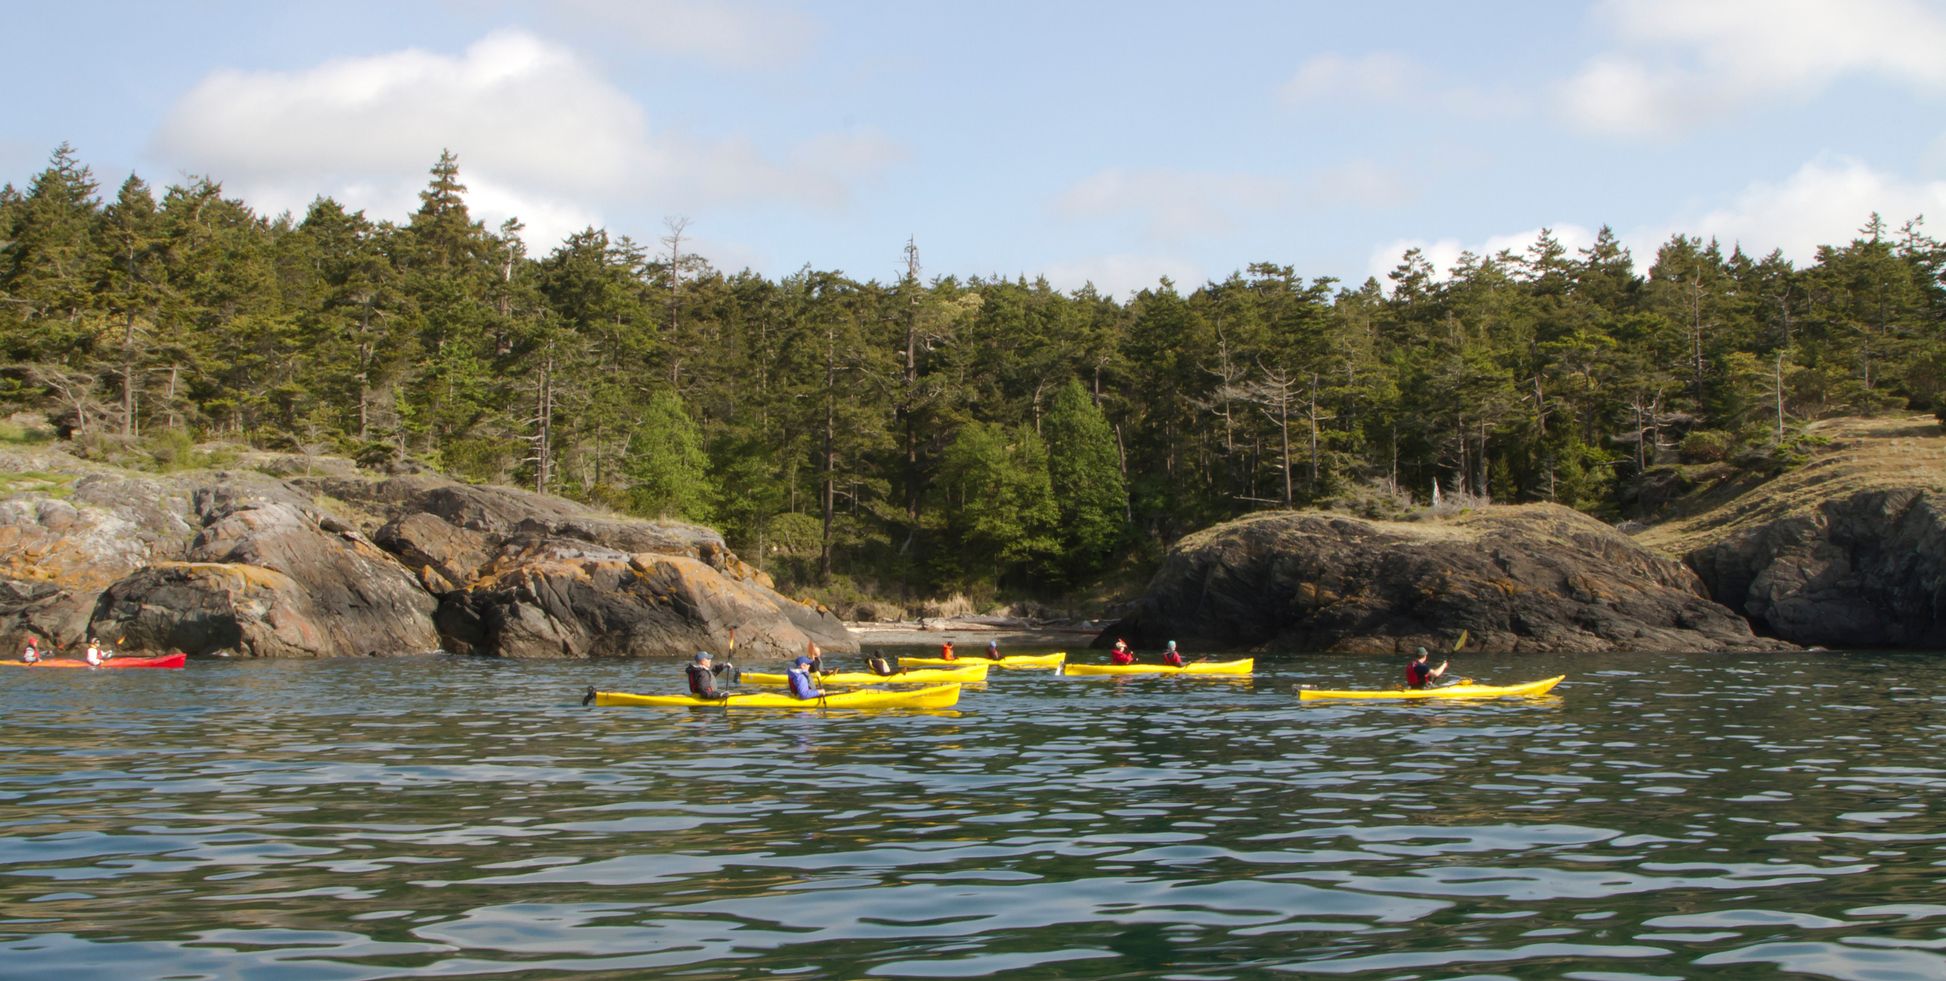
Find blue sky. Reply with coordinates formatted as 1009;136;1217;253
6;0;1945;296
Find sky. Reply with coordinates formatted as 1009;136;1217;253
5;0;1946;298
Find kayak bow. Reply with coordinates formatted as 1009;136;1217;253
1063;658;1255;677
1297;676;1564;701
589;683;962;709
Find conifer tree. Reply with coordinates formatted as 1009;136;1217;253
627;389;715;521
1043;378;1126;578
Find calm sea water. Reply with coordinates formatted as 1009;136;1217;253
2;648;1943;980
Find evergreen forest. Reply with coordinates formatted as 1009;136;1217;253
4;145;1943;606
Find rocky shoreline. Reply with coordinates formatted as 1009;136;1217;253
4;413;1942;659
0;448;851;659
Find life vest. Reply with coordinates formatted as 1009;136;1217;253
686;662;718;696
787;667;820;699
940;643;955;661
84;646;103;666
1111;648;1135;665
1163;650;1185;667
1406;661;1433;689
22;647;39;664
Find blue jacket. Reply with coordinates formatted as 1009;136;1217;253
787;667;821;700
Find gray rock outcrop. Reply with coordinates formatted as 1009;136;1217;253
1688;488;1946;647
308;473;853;657
1099;504;1793;654
90;479;440;658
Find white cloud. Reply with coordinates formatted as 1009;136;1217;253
1558;0;1946;138
149;29;897;248
1278;51;1425;105
1364;154;1946;287
1052;168;1293;241
1367;225;1597;285
1308;158;1416;210
1653;154;1946;261
1278;52;1530;120
1035;253;1207;300
545;0;823;69
1051;161;1415;243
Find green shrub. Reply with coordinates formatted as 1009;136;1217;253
1679;430;1733;463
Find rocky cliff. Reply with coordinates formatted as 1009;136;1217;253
1099;503;1791;654
1636;415;1946;648
0;446;851;658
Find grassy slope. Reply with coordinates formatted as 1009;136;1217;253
1634;413;1946;559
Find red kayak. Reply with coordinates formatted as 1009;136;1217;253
0;652;187;669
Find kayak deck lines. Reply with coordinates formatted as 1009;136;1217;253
1296;676;1565;701
585;682;963;709
899;652;1066;669
1062;658;1254;677
0;652;187;669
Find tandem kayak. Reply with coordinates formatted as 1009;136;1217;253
588;683;962;709
0;652;187;669
1297;676;1565;701
1063;658;1255;677
899;652;1067;669
742;664;989;685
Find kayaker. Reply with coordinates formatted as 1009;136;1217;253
807;641;825;675
685;651;733;700
1406;647;1448;689
866;650;899;676
84;639;105;666
1161;641;1185;668
982;641;1002;661
1110;639;1135;666
939;641;955;661
21;638;40;664
786;656;825;700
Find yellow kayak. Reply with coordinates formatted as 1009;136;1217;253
900;652;1067;669
1063;658;1254;677
1297;676;1565;701
742;664;989;685
589;683;962;709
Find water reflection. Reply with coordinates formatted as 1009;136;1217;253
3;650;1946;978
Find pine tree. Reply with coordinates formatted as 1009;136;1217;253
627;389;715;521
1043;379;1126;578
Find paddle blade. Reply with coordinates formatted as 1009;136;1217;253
1453;629;1469;653
581;685;596;707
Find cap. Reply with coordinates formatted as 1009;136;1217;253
793;656;813;666
987;641;999;648
1415;647;1429;656
694;652;710;662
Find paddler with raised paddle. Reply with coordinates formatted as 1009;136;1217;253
1405;630;1469;689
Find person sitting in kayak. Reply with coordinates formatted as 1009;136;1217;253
1406;647;1448;689
21;638;41;664
1161;641;1185;668
806;641;825;675
786;656;825;700
939;641;955;661
686;651;733;700
982;641;1002;661
867;649;900;676
1110;639;1135;666
84;639;107;666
